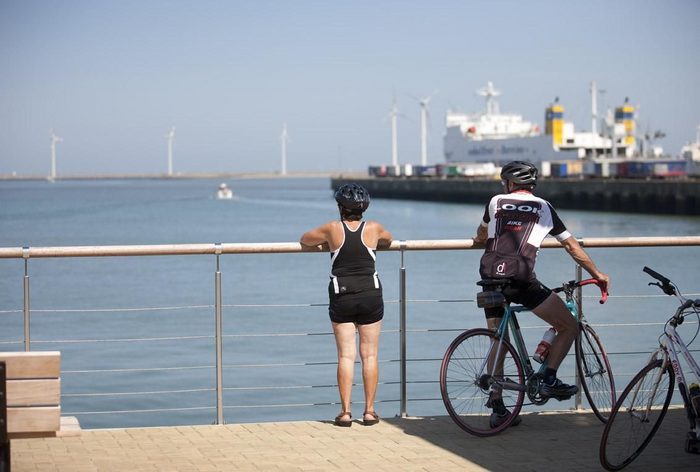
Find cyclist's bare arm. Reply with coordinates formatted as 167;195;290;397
473;223;488;246
560;236;610;290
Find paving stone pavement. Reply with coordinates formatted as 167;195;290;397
10;409;699;471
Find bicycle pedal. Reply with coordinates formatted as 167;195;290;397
552;394;573;401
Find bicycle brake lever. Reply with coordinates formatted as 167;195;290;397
648;281;677;296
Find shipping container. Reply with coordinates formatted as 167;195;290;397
368;166;387;177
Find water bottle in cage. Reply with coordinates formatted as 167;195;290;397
533;328;556;363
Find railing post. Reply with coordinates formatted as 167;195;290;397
214;244;224;424
574;263;583;410
399;241;408;418
22;247;30;351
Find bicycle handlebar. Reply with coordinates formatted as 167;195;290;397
553;278;608;304
643;266;671;285
578;278;609;304
643;266;677;296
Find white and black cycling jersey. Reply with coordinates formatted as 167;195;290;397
479;191;572;281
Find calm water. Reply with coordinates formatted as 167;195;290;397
1;178;699;428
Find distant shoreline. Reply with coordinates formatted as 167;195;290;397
0;171;366;181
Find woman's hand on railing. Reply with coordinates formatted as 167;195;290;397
299;242;329;253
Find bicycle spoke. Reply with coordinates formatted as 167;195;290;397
440;329;524;436
577;325;615;422
600;360;674;470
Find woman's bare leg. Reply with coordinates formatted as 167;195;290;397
358;320;381;419
332;322;357;419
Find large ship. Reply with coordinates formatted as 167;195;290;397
443;81;637;166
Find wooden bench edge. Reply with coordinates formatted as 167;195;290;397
7;416;81;440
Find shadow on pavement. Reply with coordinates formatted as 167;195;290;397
384;409;698;471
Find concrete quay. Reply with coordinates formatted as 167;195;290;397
10;409;698;471
331;177;700;216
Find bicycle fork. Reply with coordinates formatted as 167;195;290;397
628;349;667;423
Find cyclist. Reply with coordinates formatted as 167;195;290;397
473;160;610;426
300;183;393;427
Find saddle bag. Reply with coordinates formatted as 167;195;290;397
476;290;506;309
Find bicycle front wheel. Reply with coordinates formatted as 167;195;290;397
599;359;675;471
439;328;525;436
576;324;615;422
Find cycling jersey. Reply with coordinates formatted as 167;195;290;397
479;191;571;282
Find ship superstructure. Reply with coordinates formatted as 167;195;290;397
444;81;637;166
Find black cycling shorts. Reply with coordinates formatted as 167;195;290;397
328;284;384;325
483;278;552;319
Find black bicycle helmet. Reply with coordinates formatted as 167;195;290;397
500;161;538;186
334;183;370;211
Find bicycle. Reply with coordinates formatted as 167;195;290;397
439;276;613;436
599;267;700;470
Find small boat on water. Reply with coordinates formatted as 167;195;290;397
216;183;233;200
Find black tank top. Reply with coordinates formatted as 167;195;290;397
329;221;379;294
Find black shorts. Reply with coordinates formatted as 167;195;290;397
328;284;384;325
483;278;552;319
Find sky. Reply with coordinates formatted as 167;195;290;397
1;0;699;176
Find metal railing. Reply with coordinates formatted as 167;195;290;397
1;236;699;426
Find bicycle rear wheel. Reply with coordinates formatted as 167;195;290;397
439;328;525;436
576;324;615;422
599;359;674;471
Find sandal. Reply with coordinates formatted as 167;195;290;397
362;411;380;426
334;411;352;427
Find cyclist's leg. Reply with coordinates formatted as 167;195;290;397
530;291;579;398
531;293;578;370
483;310;521;426
484;308;504;400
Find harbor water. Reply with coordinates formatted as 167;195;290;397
1;177;699;429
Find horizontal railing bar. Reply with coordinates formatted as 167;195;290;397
64;388;215;397
5;319;695;347
67;406;216;415
2;292;697;316
1;236;699;258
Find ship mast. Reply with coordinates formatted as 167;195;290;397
477;81;501;116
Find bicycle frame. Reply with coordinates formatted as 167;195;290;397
474;278;608;403
631;323;700;425
491;287;585;387
495;305;540;388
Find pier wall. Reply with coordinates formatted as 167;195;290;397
330;177;700;215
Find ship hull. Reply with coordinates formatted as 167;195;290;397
444;127;577;165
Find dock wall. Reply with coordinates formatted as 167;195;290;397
330;177;700;215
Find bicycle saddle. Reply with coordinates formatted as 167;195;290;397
477;279;514;290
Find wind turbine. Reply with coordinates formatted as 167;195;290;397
49;128;63;180
280;123;289;176
590;80;599;135
415;91;437;166
165;126;175;176
388;94;399;167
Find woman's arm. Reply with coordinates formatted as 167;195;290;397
375;223;393;249
300;222;332;246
